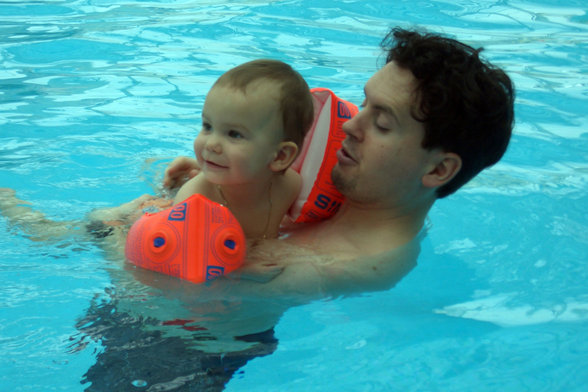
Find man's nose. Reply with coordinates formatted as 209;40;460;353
341;110;364;141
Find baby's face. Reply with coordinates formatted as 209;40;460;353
194;81;284;185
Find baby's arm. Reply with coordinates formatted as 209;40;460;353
173;175;199;205
172;174;214;205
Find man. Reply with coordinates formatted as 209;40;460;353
85;28;515;389
163;27;515;294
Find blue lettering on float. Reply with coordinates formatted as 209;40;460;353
168;202;187;221
328;200;341;213
337;102;352;119
206;266;225;280
315;194;331;209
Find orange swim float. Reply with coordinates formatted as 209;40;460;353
125;194;246;284
289;88;358;223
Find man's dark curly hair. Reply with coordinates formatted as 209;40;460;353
382;28;515;198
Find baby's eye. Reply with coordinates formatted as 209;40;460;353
228;130;244;139
201;122;212;132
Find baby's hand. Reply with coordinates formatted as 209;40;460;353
163;157;201;190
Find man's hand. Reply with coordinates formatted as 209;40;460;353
162;156;201;190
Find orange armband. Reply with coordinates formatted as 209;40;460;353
288;88;358;223
125;194;246;284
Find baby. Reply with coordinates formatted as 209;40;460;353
173;59;314;239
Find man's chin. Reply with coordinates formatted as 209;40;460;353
331;165;354;195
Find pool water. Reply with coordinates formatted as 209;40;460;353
1;0;587;391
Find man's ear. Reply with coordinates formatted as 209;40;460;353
269;141;299;172
422;152;462;188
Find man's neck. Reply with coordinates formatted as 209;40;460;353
284;198;433;260
332;199;431;249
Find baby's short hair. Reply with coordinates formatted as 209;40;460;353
214;59;314;148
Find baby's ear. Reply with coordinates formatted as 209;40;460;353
270;141;299;172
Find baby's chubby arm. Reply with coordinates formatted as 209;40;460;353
174;174;211;205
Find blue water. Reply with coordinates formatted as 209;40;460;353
1;0;587;391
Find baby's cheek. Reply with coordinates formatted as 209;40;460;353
193;140;202;154
193;145;205;162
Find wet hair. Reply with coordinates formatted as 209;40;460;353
213;59;314;149
381;27;515;198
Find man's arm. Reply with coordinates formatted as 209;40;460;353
0;188;77;241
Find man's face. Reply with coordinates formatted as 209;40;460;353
332;61;441;209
